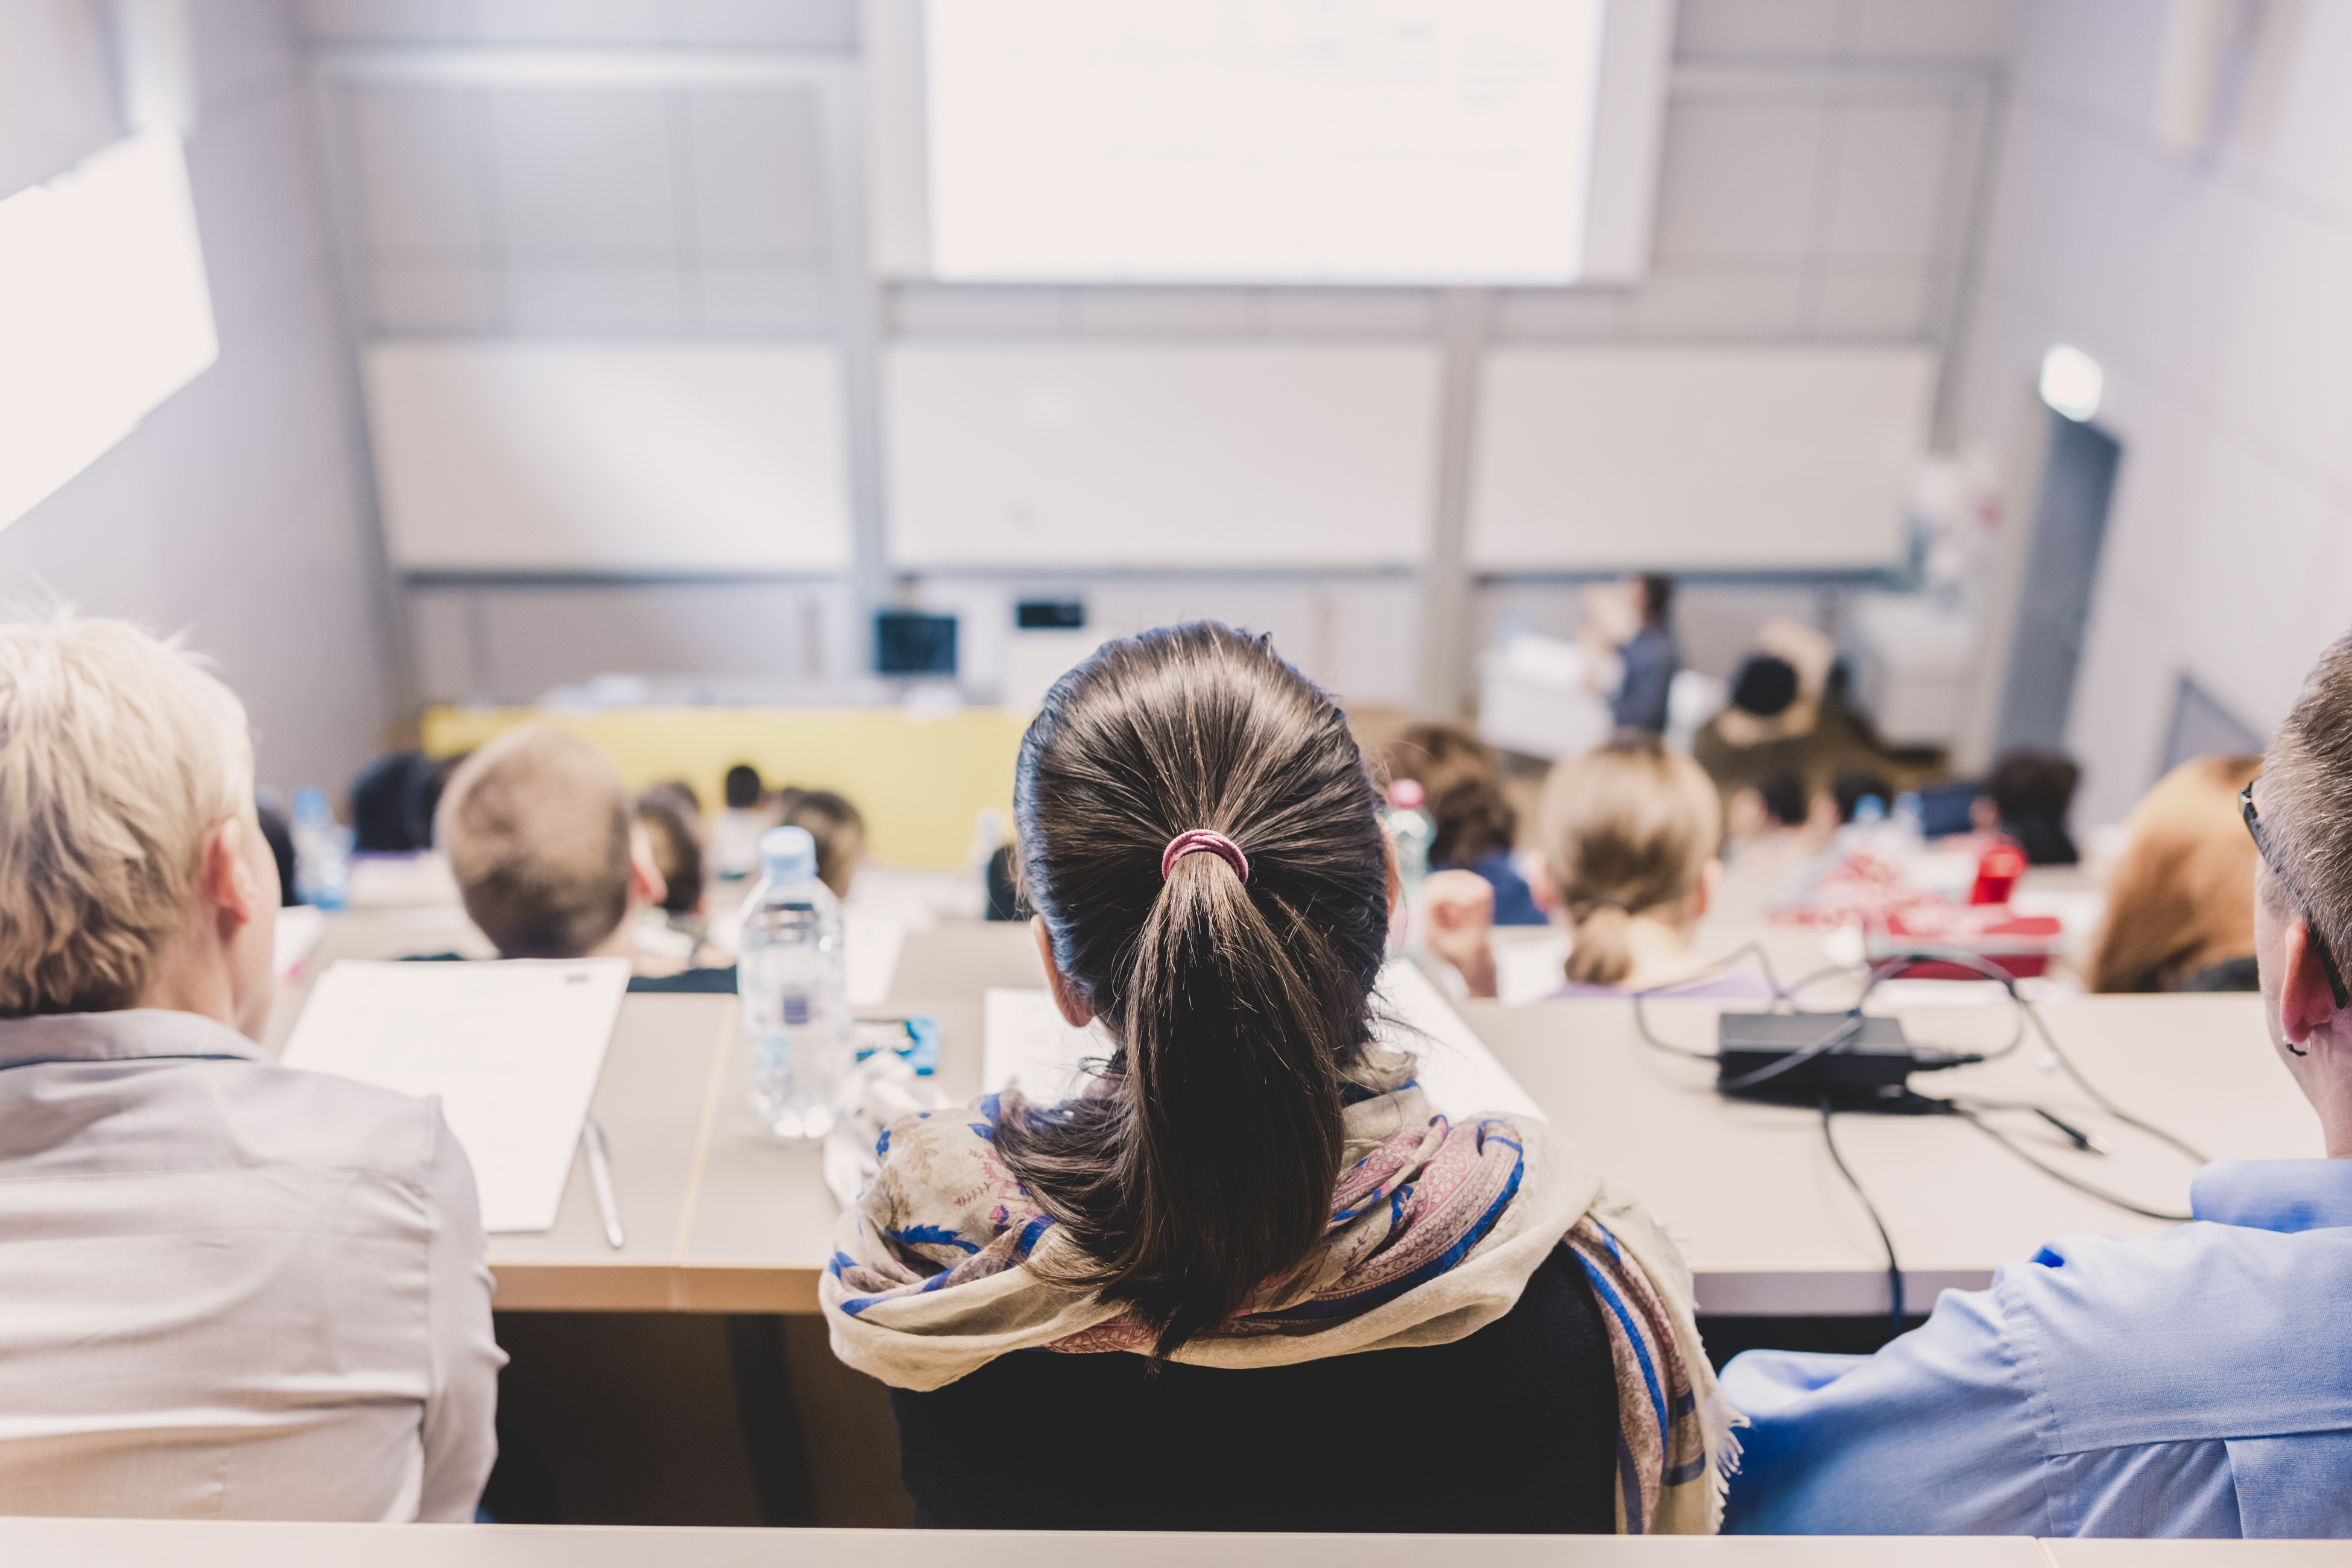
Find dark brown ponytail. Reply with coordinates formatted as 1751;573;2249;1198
993;624;1391;1356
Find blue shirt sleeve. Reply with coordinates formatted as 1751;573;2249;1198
1721;1283;2051;1535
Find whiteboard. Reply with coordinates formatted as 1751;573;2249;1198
364;341;851;574
1468;347;1936;572
884;343;1439;569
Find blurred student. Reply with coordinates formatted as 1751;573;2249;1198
1712;620;1835;750
437;728;734;993
1721;628;2352;1537
830;625;1730;1534
1383;721;1544;925
783;788;865;902
639;783;707;908
1427;735;1763;999
1724;771;1832;874
1830;768;1895;825
1613;574;1680;736
0;613;500;1519
710;762;775;883
2085;754;2263;993
1986;748;2082;865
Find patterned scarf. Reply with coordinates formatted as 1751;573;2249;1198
823;1067;1736;1533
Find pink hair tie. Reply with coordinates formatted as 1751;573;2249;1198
1161;829;1250;884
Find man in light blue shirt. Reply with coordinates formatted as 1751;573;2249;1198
1723;627;2352;1538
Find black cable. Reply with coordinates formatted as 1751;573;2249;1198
1947;1105;2193;1222
1628;940;1794;1062
1854;947;2028;1061
2019;1000;2210;1165
1819;1095;1905;1333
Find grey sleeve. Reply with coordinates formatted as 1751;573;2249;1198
415;1104;506;1523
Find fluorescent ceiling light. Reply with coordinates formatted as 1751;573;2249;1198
2039;343;2102;422
0;131;218;531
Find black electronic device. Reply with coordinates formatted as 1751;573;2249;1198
875;611;958;677
1015;598;1085;630
1715;1011;1981;1109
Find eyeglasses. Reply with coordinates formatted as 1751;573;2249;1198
2240;777;2351;1009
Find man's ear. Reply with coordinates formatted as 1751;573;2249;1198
202;817;265;938
627;823;668;911
2280;917;2341;1045
1031;914;1094;1028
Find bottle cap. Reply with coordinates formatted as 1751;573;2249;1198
292;786;331;823
1388;779;1426;811
759;825;819;884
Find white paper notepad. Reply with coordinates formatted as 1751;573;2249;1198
982;958;1546;1123
280;958;630;1232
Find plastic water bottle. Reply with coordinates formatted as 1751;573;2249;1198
1382;779;1436;901
289;787;350;910
738;826;851;1140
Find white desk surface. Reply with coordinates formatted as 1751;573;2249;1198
0;1517;2057;1564
277;918;2314;1318
1473;993;2316;1314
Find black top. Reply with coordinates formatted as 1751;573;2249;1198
2183;955;2260;993
626;964;739;994
888;1244;1619;1534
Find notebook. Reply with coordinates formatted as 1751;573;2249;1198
280;958;629;1231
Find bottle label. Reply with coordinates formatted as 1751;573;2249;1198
783;994;811;1026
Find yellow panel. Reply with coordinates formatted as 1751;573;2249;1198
420;706;1029;870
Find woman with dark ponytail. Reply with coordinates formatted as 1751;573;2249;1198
822;625;1732;1534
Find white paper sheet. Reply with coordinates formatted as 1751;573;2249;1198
844;914;906;1009
981;957;1546;1123
280;958;629;1233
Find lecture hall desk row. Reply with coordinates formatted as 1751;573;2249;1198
276;919;2315;1320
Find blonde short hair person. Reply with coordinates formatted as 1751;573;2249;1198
1425;736;1752;1001
0;613;501;1520
437;725;668;959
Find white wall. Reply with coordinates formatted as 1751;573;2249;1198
0;0;393;797
1956;0;2352;824
296;0;2014;714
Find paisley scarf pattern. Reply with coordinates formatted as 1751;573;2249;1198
823;1074;1736;1532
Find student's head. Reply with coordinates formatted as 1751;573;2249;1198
2251;631;2352;1108
723;763;763;812
637;786;704;918
437;727;664;959
1637;574;1674;627
1730;653;1799;718
1383;721;1517;867
0;613;276;1035
1756;771;1809;830
1539;736;1721;987
996;623;1391;1355
2087;754;2261;993
1989;748;2082;864
783;789;865;900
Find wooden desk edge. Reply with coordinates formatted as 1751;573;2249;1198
489;1259;1997;1318
493;1262;823;1315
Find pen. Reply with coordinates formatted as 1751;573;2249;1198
581;1114;625;1250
